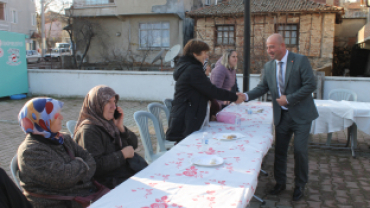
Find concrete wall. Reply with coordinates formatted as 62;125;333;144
28;69;370;102
335;18;366;47
0;0;37;36
27;69;252;101
72;0;191;17
75;14;183;66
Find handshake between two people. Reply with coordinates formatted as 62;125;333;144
235;92;246;104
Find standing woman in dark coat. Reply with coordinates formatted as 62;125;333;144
74;85;146;189
166;39;245;142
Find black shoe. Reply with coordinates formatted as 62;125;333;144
292;186;304;201
269;183;286;195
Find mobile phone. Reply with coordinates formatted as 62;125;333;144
114;107;121;119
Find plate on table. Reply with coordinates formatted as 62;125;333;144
191;155;224;166
217;133;245;141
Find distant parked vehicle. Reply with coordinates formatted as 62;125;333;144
44;48;72;62
26;50;41;63
56;43;71;49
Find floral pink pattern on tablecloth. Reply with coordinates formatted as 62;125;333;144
141;196;184;208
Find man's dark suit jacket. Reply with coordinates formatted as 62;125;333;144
247;51;319;126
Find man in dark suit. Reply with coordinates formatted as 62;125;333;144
240;33;318;201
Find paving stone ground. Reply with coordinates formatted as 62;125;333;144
1;97;370;208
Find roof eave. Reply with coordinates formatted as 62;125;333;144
187;9;344;18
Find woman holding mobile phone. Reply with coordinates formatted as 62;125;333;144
74;85;147;189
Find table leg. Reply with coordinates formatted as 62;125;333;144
345;127;351;147
350;123;358;158
326;133;332;146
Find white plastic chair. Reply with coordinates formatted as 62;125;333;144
327;89;357;146
148;102;175;150
163;98;173;113
328;89;357;102
134;111;167;164
66;120;77;138
10;154;22;190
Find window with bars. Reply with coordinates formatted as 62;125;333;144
276;24;298;46
216;25;235;45
0;3;5;20
139;22;170;49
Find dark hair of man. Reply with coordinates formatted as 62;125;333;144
183;39;210;57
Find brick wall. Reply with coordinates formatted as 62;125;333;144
194;13;335;73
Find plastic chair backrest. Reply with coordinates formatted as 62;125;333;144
328;89;357;101
66;120;77;138
134;111;166;163
163;99;173;113
148;102;170;141
10;154;22;190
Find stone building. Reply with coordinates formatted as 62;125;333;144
187;0;344;74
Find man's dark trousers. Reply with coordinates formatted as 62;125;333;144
274;110;311;187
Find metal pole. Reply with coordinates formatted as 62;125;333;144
41;0;46;57
243;0;250;92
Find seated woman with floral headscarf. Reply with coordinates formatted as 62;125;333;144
17;98;97;208
74;85;147;189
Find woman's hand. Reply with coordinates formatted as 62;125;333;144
114;106;125;132
121;146;134;159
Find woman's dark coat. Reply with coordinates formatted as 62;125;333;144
18;134;96;208
74;125;138;189
166;55;238;142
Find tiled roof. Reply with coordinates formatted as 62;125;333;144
187;0;344;17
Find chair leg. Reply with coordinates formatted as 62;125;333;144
326;133;332;146
260;169;268;176
253;195;266;205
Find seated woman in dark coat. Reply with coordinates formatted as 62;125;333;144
166;39;245;142
74;85;146;189
17;98;97;208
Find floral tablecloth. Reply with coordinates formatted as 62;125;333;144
90;102;273;208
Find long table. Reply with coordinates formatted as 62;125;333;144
90;102;273;208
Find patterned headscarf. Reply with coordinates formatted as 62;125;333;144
18;98;64;144
74;85;122;147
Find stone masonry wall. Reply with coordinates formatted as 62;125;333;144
194;13;336;74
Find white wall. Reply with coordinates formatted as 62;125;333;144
323;76;370;102
28;69;176;101
28;69;370;102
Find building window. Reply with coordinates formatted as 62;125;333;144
139;22;170;49
32;13;37;26
84;0;114;6
11;10;17;24
216;25;235;45
276;24;298;46
0;3;5;20
205;0;211;5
